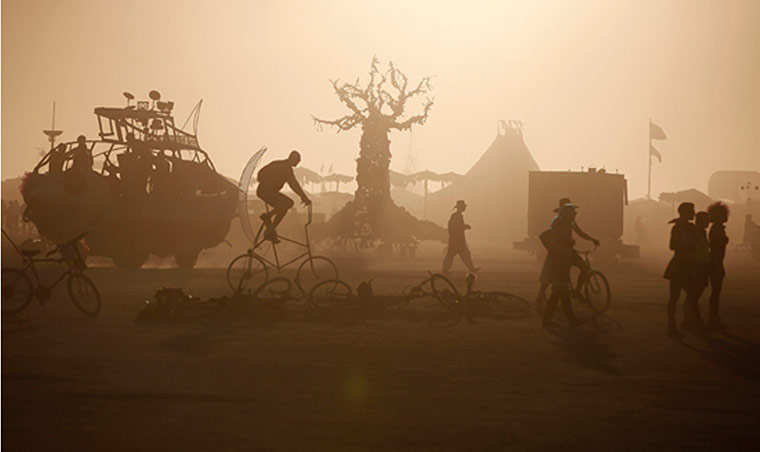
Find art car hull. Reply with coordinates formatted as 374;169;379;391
22;170;238;269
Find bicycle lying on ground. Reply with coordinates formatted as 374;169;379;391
2;230;101;317
402;272;460;308
404;272;530;320
455;273;530;320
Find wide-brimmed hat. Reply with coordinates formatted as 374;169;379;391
454;200;467;209
553;197;577;213
557;203;579;217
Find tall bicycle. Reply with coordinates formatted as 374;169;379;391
226;204;338;295
2;230;101;317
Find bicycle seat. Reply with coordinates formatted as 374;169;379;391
21;249;41;257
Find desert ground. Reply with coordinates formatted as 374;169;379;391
3;248;760;451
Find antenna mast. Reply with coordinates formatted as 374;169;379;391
42;102;63;149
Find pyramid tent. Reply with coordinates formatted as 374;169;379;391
427;121;540;249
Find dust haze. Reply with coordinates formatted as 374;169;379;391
3;0;759;196
3;1;760;450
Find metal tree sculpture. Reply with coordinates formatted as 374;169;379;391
313;57;445;247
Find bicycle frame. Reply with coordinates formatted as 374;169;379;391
2;228;86;297
249;203;314;273
22;257;76;297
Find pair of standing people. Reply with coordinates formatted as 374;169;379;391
664;201;729;338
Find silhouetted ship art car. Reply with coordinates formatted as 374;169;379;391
21;91;238;269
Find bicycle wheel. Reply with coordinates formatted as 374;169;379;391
430;273;460;310
67;273;101;318
296;256;338;291
252;277;293;305
227;253;269;294
485;291;530;319
2;268;34;315
309;279;353;308
584;270;611;314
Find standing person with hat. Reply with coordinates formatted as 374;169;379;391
442;200;480;275
536;197;600;312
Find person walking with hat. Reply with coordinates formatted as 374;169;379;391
536;197;599;312
442;200;480;275
540;203;583;328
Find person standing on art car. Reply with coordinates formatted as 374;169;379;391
442;199;480;275
707;201;729;331
69;135;93;172
47;143;67;174
664;202;704;338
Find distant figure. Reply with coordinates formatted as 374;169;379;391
442;200;480;275
540;203;582;328
256;150;311;243
48;143;67;174
664;202;700;338
69;135;93;172
536;198;599;309
635;216;649;246
743;214;756;246
707;201;729;330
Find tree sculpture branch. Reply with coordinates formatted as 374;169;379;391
313;57;434;132
391;96;434;131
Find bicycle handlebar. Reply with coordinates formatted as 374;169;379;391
305;203;313;226
46;231;90;257
577;243;599;255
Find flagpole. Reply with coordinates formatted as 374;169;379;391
647;119;652;200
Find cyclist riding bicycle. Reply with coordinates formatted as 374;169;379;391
256;150;311;243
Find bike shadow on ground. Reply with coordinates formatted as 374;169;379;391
545;315;622;376
678;331;760;381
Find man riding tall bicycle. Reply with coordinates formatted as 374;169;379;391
256;150;311;243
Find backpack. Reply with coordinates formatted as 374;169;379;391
539;228;555;250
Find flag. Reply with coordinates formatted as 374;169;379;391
649;144;662;163
329;163;334;173
649;121;666;140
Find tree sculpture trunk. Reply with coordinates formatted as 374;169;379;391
356;123;391;205
313;58;446;250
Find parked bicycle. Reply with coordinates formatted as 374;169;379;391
2;229;101;317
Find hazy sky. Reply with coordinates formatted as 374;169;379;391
2;0;759;198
